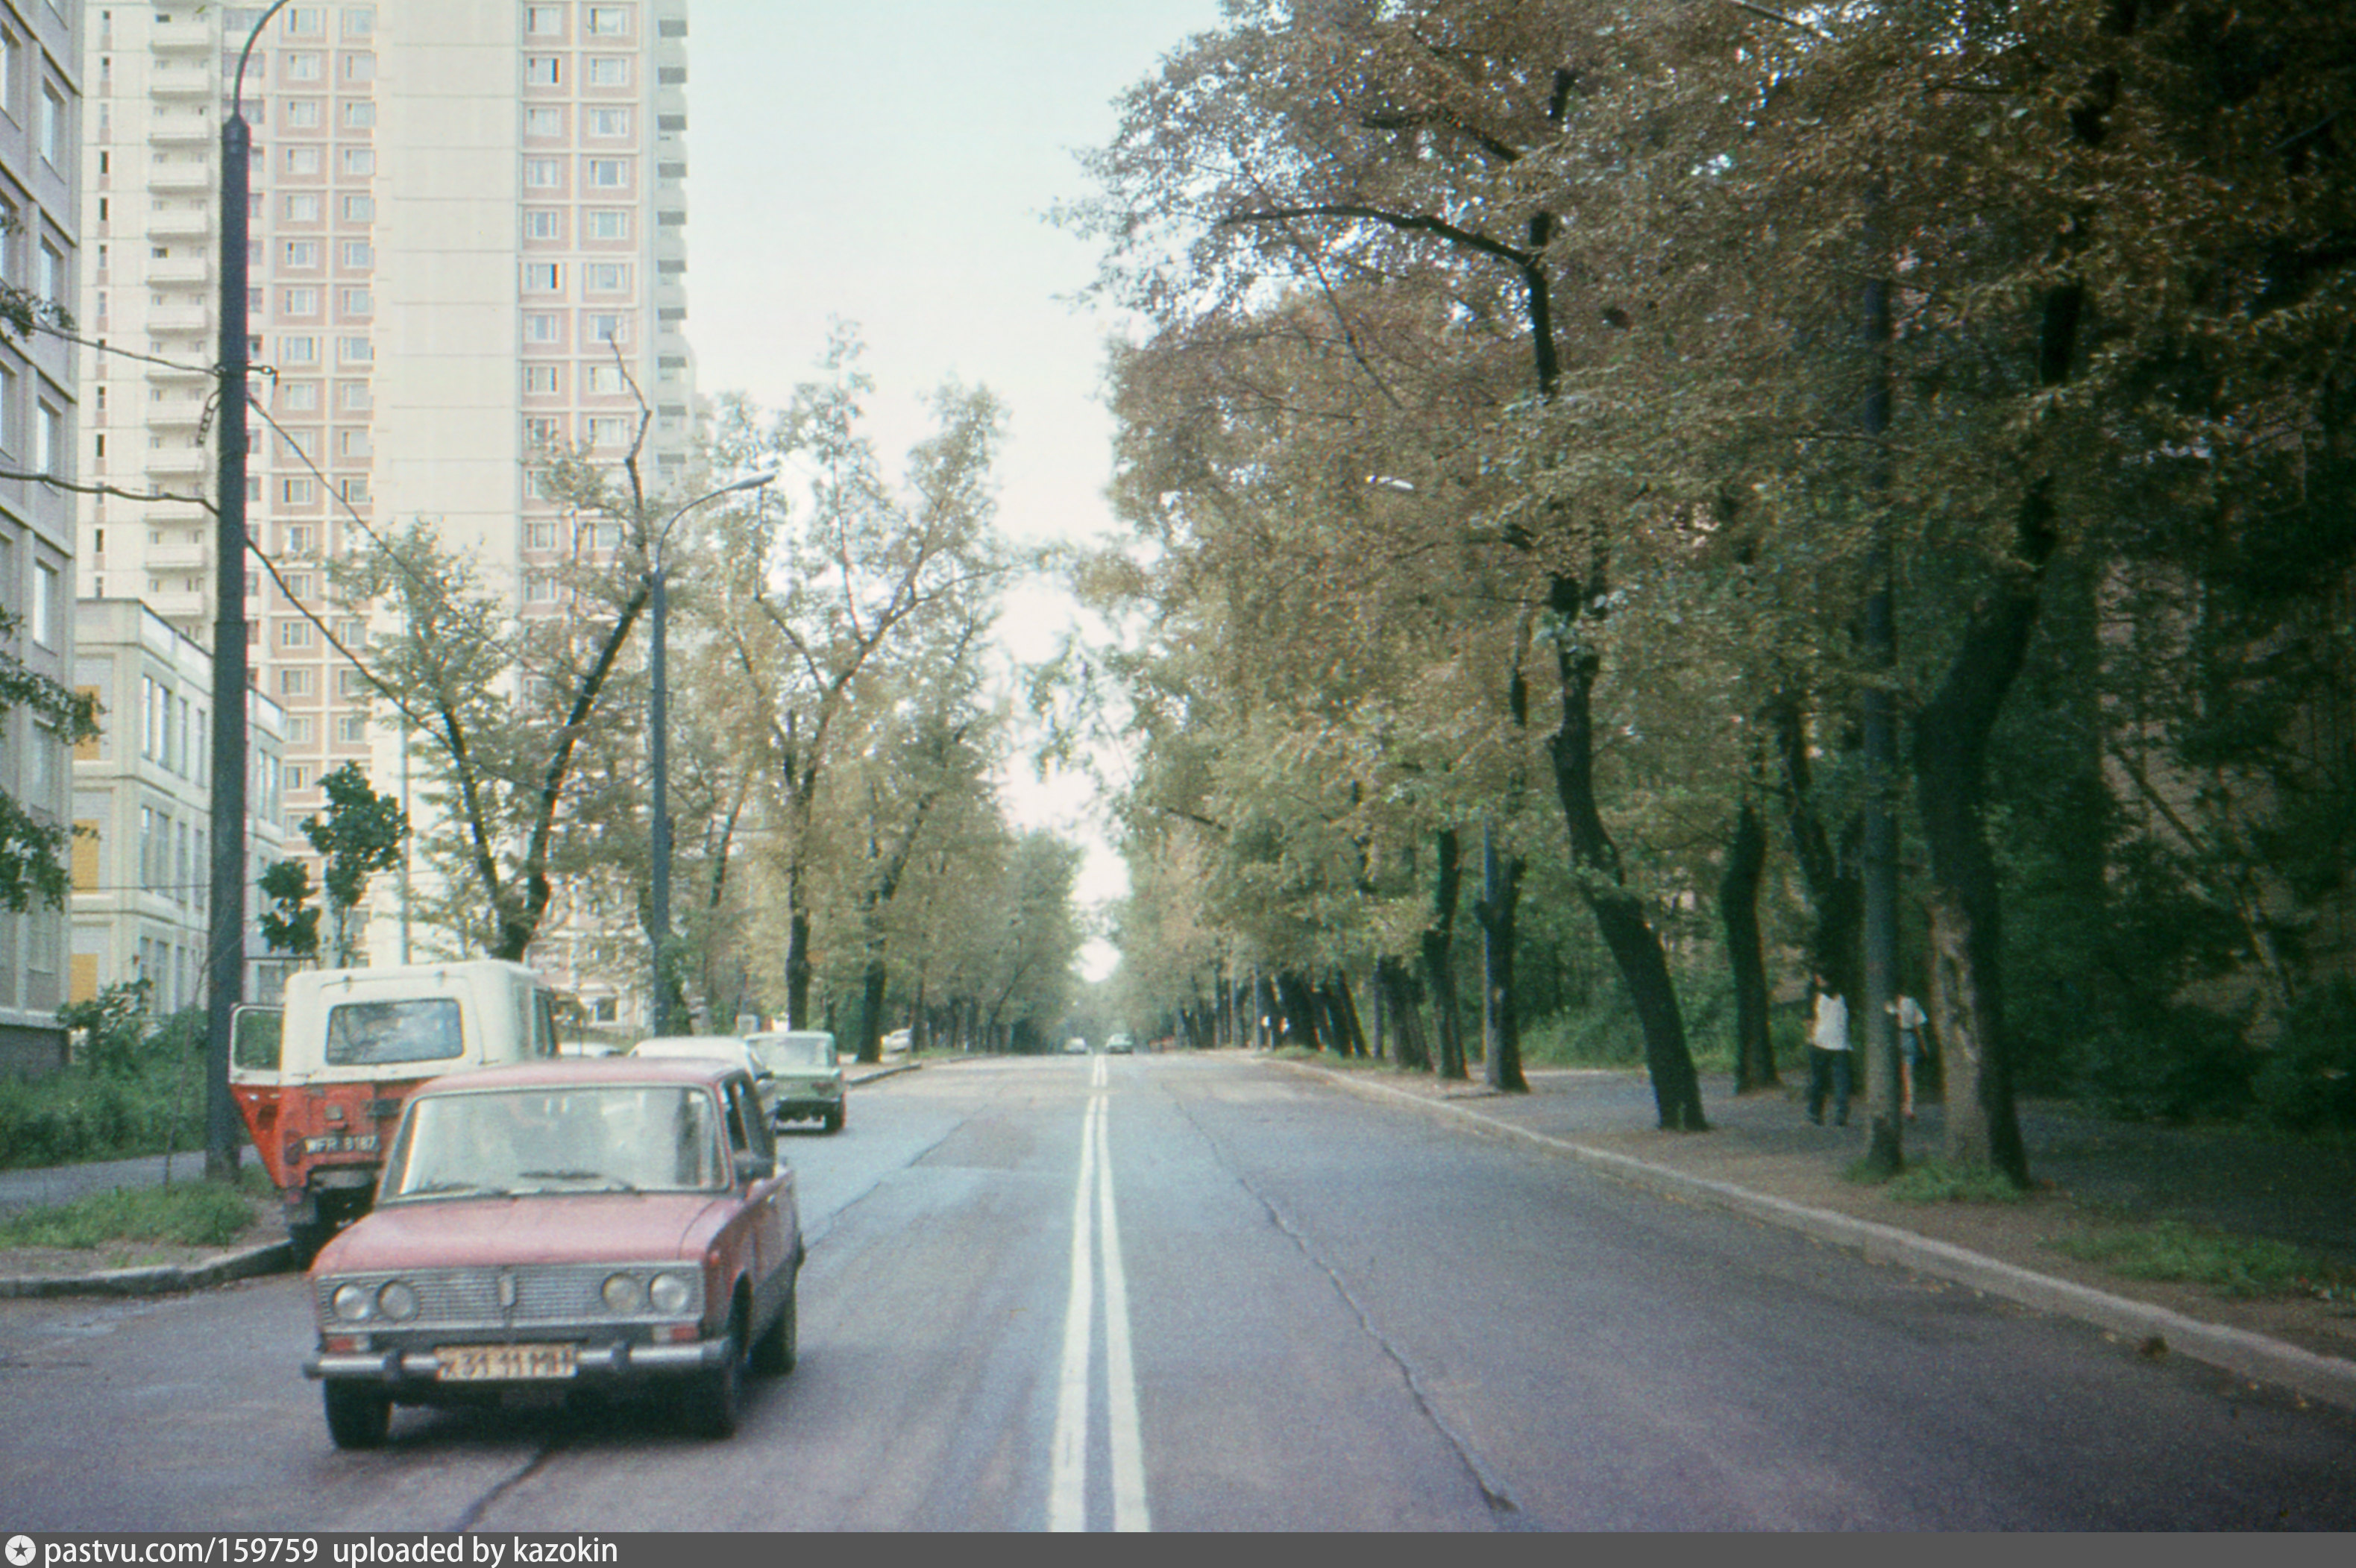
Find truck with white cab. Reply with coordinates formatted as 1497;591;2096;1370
231;960;562;1261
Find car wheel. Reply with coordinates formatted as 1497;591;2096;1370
823;1104;844;1135
323;1381;391;1449
751;1276;797;1376
688;1307;744;1439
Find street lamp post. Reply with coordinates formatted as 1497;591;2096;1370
204;1;294;1180
647;473;771;1034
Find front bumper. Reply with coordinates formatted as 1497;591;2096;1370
306;1335;732;1384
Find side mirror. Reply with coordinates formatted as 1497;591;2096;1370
735;1152;775;1186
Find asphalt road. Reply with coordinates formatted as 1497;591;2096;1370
1;1052;2350;1531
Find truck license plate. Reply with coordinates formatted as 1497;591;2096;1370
434;1344;577;1381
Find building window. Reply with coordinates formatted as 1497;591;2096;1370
280;620;315;648
341;53;374;84
586;6;631;37
285;193;322;223
523;314;561;346
586;415;631;446
339;380;372;411
279;668;314;696
288;714;316;745
340;194;374;222
336;716;368;745
339;476;371;505
583;262;626;292
36;401;59;474
336;669;368;698
283;286;320;315
585;365;626;394
345;9;376;38
524;55;560;86
524;520;559;550
341;286;371;315
286;52;324;81
286;524;318;554
525;5;565;37
588;107;630;137
287;7;326;34
285;98;322;127
282;476;317;503
586;158;629;189
344;100;375;129
524;262;561;292
342;240;374;268
524;209;562;242
32;560;57;646
337;428;370;458
280;335;318;365
341;148;374;177
524;364;560;394
281;382;321;412
40;84;64;167
525;575;556;602
338;336;371;363
37;242;62;303
524;157;562;190
524;416;562;445
284;239;321;268
585;312;627;345
585;210;629;241
524;106;562;137
285;145;322;175
585;57;629;87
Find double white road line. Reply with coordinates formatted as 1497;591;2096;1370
1047;1053;1150;1531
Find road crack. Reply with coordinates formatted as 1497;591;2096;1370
1169;1094;1523;1521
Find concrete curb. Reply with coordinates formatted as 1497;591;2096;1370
0;1238;295;1300
846;1060;923;1086
1281;1059;2356;1414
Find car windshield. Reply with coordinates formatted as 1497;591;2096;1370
383;1085;726;1199
752;1034;834;1071
324;998;464;1066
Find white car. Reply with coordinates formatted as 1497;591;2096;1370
1061;1036;1089;1055
629;1036;780;1126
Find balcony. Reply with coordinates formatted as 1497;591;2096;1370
145;303;210;333
148;163;212;194
148;394;207;429
148;256;211;286
148;19;215;52
148;63;214;97
146;205;213;240
150;114;213;147
148;539;210;571
145;356;212;385
145;447;209;480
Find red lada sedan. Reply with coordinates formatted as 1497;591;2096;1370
304;1057;802;1448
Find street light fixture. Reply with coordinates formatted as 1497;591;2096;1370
204;0;295;1180
647;470;773;1033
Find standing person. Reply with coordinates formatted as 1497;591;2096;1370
1891;992;1930;1122
1807;975;1852;1127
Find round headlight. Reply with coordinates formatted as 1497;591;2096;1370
376;1281;419;1321
648;1272;693;1315
330;1282;374;1322
601;1273;646;1314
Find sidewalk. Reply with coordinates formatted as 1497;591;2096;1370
1278;1058;2356;1410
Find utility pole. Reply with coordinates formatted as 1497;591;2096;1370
205;1;293;1180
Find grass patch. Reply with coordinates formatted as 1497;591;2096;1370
1881;1159;2032;1203
0;1178;262;1251
2046;1220;2351;1299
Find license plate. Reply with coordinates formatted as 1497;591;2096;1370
434;1343;577;1382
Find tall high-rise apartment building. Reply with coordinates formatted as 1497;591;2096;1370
0;0;81;1070
78;1;697;971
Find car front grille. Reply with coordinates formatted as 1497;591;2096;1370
315;1263;704;1333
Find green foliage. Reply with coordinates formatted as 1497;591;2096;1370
2047;1221;2348;1300
1873;1161;2030;1204
258;859;321;960
2252;980;2356;1133
8;1000;208;1167
296;763;409;966
0;605;101;915
0;1180;258;1250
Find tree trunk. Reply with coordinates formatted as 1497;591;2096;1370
855;957;888;1065
1323;976;1368;1058
1721;793;1777;1092
1275;972;1322;1050
1548;587;1707;1130
1379;955;1430;1069
1423;827;1468;1080
1478;824;1528;1092
1913;509;2052;1188
1774;694;1864;1001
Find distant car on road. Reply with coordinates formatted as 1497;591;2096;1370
304;1057;802;1449
1062;1036;1090;1055
1105;1033;1136;1055
629;1036;780;1125
746;1030;845;1133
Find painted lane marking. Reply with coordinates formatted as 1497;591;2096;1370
1047;1089;1150;1531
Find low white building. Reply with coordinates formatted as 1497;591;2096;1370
69;598;291;1016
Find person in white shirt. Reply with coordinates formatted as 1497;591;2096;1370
1807;975;1852;1127
1891;992;1930;1122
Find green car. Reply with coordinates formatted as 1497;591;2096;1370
748;1030;846;1133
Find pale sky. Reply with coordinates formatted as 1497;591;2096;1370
682;1;1226;969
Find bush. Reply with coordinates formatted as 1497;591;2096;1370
2252;979;2356;1133
2075;1006;2258;1124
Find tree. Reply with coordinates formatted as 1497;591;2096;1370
0;606;98;915
301;763;409;967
